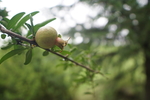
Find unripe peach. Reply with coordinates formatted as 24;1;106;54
35;26;68;49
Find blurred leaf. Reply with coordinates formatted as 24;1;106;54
7;12;25;29
60;50;71;55
1;34;6;39
51;46;61;52
0;8;8;17
14;11;39;31
84;92;92;95
67;44;73;48
75;77;86;83
29;14;35;36
24;48;32;65
42;50;49;56
58;34;62;38
0;17;9;27
0;43;13;50
27;18;56;37
70;47;77;53
34;18;56;31
0;48;26;64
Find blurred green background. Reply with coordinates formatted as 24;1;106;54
0;0;149;100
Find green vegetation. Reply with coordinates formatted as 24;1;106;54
0;0;150;100
0;48;73;100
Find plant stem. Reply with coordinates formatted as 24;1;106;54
0;24;100;73
0;25;36;44
45;49;100;73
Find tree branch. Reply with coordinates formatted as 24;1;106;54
0;25;36;45
0;25;100;73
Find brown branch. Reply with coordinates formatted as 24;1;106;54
0;25;100;73
0;25;36;45
45;49;100;73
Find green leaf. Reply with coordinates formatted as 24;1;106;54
34;18;56;32
42;50;49;56
51;46;62;52
60;50;71;55
25;23;32;30
84;92;92;95
14;11;39;31
0;43;13;50
3;17;10;23
24;48;32;65
1;34;6;39
0;17;9;27
29;14;35;36
67;44;73;48
70;47;77;53
27;18;56;37
7;12;25;29
0;49;26;64
58;34;62;38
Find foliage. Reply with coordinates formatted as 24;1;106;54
0;11;62;64
0;49;73;100
1;0;150;100
47;0;150;99
0;7;8;18
0;11;76;100
0;11;101;100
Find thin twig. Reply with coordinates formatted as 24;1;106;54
0;25;100;73
45;49;100;73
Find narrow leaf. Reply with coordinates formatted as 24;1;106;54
25;23;32;30
34;18;56;32
29;14;35;36
0;49;26;64
24;48;32;65
3;17;10;23
0;44;13;50
0;17;10;27
14;11;39;31
27;18;56;37
84;92;92;95
70;47;77;53
7;12;25;29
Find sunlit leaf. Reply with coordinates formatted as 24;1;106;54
34;18;56;32
51;46;60;52
60;50;71;55
7;12;25;29
27;18;56;37
14;11;39;31
0;48;26;64
24;48;32;65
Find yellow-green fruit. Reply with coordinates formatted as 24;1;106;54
35;26;57;49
